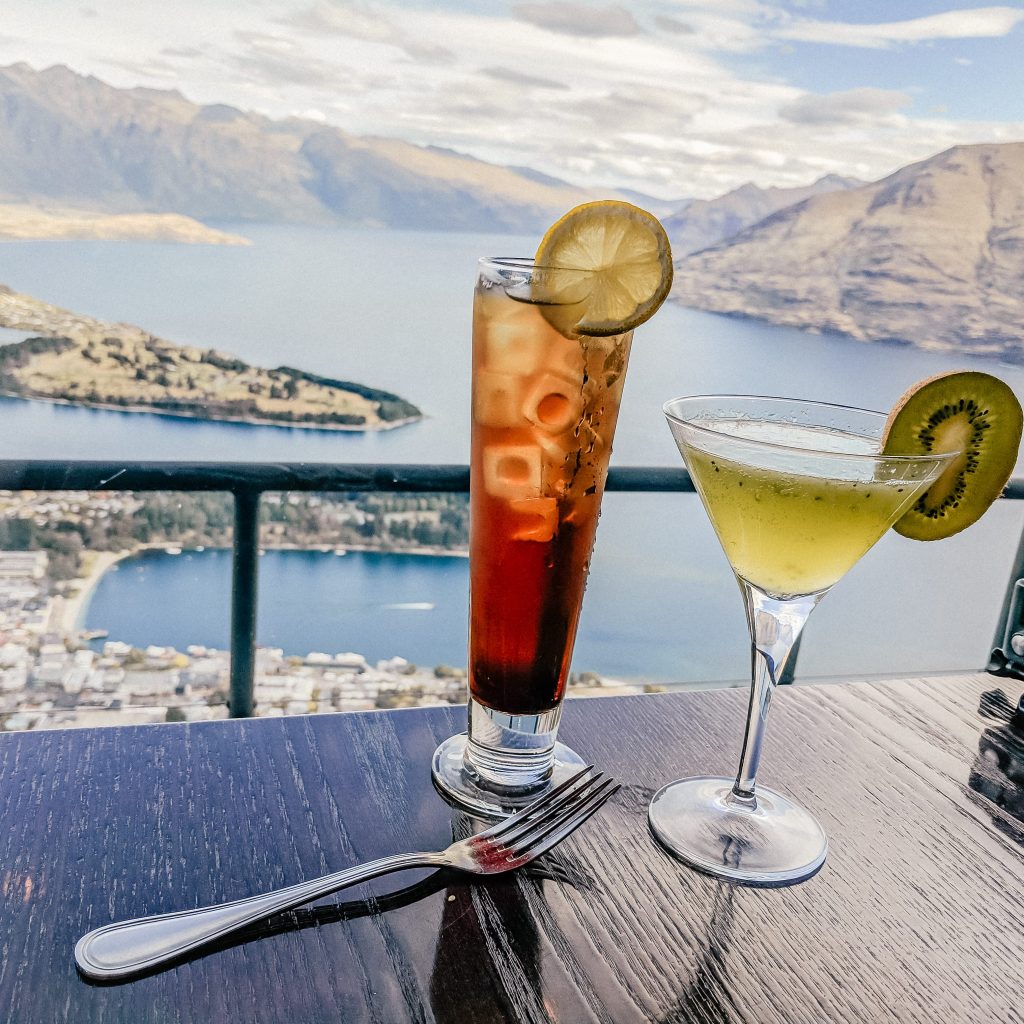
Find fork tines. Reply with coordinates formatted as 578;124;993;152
478;765;619;862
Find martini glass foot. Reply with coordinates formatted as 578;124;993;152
648;776;827;887
432;733;586;818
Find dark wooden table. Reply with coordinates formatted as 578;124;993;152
0;673;1022;1023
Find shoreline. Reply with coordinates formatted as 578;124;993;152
0;390;423;433
120;542;468;559
69;541;468;638
669;298;1021;362
57;549;134;636
273;543;468;559
0;204;252;246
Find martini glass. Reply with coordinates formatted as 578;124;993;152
649;396;958;886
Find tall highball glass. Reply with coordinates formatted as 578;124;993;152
649;396;958;885
432;258;633;816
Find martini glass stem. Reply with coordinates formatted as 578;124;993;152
732;582;825;803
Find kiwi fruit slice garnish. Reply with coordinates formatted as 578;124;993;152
882;370;1022;540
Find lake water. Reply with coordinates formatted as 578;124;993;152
2;225;1022;681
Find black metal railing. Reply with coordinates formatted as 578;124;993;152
1;459;1022;716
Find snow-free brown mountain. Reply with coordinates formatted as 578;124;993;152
0;63;631;233
672;142;1024;358
663;174;860;256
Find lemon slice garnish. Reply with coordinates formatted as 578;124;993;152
533;200;673;337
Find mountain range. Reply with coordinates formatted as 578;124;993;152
2;63;1023;356
0;63;619;233
663;174;861;256
671;142;1024;358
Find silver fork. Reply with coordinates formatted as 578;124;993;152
75;765;618;980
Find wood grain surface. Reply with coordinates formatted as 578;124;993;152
0;673;1021;1023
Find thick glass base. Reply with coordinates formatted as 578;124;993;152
431;733;586;818
648;776;827;887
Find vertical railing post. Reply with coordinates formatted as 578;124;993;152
989;515;1024;672
229;489;261;718
779;633;802;685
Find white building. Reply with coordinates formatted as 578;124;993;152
0;551;47;580
255;675;314;705
61;667;90;694
255;648;284;670
121;670;180;698
0;643;30;668
0;665;28;692
73;649;96;669
334;652;369;671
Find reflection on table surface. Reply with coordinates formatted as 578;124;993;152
968;687;1024;845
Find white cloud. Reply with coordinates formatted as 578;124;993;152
0;0;1022;203
481;66;569;91
286;1;393;43
512;3;641;38
779;88;913;126
284;1;454;63
776;6;1024;49
653;3;776;52
102;54;185;81
232;31;355;90
654;16;696;36
663;0;775;15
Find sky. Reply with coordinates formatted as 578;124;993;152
1;0;1023;199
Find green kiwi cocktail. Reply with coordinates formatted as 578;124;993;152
650;395;958;886
682;419;926;598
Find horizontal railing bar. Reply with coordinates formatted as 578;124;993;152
0;461;697;494
0;461;471;493
1004;478;1024;500
1;460;1023;498
1;460;1022;498
608;467;696;492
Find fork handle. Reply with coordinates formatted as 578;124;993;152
75;851;446;980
